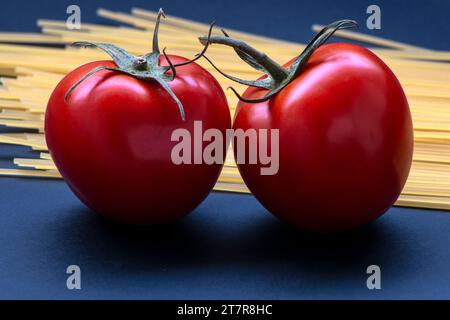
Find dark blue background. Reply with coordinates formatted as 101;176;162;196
0;0;449;299
1;0;450;50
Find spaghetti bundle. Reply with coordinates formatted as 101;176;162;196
0;8;449;210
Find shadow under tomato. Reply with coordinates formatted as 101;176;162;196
50;192;414;288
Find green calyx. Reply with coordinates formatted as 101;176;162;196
65;8;215;121
198;20;358;103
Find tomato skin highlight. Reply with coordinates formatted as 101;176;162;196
233;43;413;232
45;55;231;224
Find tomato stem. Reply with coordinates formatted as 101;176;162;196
133;56;148;70
200;31;288;83
152;9;165;54
64;8;215;121
198;20;358;104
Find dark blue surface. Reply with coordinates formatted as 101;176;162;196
1;0;450;299
0;179;449;299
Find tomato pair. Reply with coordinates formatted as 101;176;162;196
45;12;413;232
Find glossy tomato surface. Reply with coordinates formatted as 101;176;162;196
233;43;413;232
45;56;231;224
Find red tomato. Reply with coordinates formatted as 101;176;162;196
233;43;413;232
45;55;230;224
